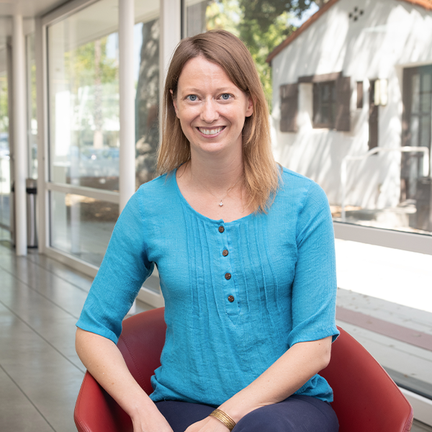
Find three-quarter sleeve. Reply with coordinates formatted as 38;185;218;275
286;181;339;348
76;190;154;344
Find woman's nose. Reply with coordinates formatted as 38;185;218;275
200;99;219;123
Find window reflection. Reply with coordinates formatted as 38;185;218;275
47;3;120;191
50;191;118;267
134;15;160;187
0;48;10;231
47;0;160;267
268;2;432;237
26;33;38;180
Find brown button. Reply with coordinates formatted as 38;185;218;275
222;249;229;257
218;226;225;233
228;295;235;302
225;273;231;280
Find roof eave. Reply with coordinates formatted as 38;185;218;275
266;0;340;65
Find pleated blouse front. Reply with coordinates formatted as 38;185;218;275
76;167;339;405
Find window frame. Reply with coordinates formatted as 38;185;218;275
298;71;351;131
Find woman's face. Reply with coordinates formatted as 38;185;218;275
172;56;253;160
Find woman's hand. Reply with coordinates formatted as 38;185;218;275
76;329;174;432
185;416;232;432
131;413;174;432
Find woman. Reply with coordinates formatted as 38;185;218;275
76;30;339;432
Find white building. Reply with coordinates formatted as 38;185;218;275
268;0;432;230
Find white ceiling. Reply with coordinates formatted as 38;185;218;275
0;0;68;18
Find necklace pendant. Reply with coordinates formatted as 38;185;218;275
219;201;224;207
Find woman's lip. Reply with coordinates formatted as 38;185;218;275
197;126;226;136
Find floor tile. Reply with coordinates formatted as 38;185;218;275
0;362;54;432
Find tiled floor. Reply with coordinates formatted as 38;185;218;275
0;239;151;432
0;237;431;431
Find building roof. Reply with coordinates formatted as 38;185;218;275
266;0;432;64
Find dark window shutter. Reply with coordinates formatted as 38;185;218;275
313;83;320;126
335;76;351;131
280;83;298;132
357;81;363;109
369;80;378;150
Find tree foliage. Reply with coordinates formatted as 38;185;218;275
206;0;319;109
64;37;117;93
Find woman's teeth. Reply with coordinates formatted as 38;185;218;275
199;127;224;135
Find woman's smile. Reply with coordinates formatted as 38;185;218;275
197;126;225;136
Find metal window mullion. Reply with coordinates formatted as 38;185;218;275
46;182;120;204
118;0;135;212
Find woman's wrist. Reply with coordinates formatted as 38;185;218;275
209;408;237;431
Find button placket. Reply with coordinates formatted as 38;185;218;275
217;224;237;308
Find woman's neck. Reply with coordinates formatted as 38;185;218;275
183;148;244;193
176;151;251;222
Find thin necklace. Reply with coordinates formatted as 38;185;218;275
195;173;243;207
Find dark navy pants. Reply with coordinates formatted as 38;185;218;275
156;395;339;432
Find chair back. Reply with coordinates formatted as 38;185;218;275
74;308;166;432
320;326;413;432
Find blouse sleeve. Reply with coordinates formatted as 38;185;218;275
286;181;339;348
76;190;154;344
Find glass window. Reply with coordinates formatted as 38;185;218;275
0;47;10;231
47;0;120;192
184;0;298;108
46;0;160;267
50;191;118;266
402;66;432;206
135;0;160;187
313;81;336;128
184;0;432;402
26;33;38;180
46;0;120;267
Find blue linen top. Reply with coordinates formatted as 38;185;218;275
77;167;339;405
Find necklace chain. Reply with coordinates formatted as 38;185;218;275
196;174;243;207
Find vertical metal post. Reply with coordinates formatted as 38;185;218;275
12;15;28;256
119;0;137;314
35;17;47;254
119;0;136;212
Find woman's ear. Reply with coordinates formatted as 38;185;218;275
170;89;179;118
245;95;254;118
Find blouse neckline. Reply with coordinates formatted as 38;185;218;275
172;168;256;226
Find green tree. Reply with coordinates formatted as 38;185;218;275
63;36;119;150
205;0;319;110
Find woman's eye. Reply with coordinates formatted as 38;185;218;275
220;93;232;100
186;95;198;102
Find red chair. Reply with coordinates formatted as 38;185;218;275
74;307;413;432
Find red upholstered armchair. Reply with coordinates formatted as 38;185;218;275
74;307;413;432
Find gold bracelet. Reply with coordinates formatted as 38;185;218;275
209;408;236;431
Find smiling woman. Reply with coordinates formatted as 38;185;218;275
171;56;254;218
76;30;340;432
172;57;253;165
158;30;279;215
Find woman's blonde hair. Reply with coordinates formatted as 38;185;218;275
157;30;280;212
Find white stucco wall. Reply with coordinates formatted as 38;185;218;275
271;0;432;209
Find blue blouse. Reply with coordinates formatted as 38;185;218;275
77;167;339;405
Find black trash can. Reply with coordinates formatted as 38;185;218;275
26;178;38;248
